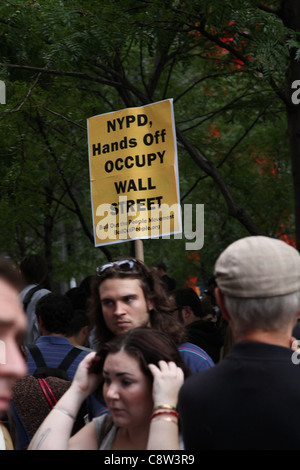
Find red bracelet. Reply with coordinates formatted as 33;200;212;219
151;410;179;420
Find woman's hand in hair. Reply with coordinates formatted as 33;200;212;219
71;352;102;401
148;360;184;409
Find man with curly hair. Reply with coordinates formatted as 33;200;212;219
87;257;214;418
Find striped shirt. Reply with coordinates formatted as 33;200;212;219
26;336;90;381
178;342;215;373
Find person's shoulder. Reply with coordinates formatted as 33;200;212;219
31;287;51;300
178;341;215;361
93;413;109;425
74;345;91;356
21;286;51;309
19;284;36;299
74;345;93;352
178;342;215;373
61;344;91;362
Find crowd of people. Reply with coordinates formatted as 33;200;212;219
1;234;300;450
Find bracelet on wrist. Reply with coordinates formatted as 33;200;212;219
151;416;178;425
151;409;179;420
153;404;177;412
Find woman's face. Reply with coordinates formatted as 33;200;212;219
102;350;153;429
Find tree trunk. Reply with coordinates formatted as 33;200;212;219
43;187;54;291
281;0;300;250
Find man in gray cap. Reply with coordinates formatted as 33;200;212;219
178;235;300;450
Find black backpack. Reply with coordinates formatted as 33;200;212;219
27;345;82;380
26;345;87;435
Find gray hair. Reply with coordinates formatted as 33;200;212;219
224;291;300;337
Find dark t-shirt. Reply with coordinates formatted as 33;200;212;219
179;341;300;450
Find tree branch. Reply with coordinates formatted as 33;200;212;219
42;107;86;130
258;3;281;17
0;63;122;87
174;70;244;104
178;90;250;131
216;105;269;168
196;24;248;65
35;113;112;260
176;126;265;235
0;72;41;117
181;103;270;201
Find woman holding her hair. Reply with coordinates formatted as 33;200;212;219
28;328;190;450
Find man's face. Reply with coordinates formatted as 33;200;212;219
99;278;153;336
0;280;27;415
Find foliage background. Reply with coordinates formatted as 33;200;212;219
0;0;297;291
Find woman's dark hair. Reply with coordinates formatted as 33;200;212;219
87;257;186;346
97;327;191;382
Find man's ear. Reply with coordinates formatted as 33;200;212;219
81;325;90;338
147;299;154;313
37;315;45;334
215;287;231;322
182;306;193;321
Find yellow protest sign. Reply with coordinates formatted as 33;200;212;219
87;99;181;246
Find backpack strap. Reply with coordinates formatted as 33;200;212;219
38;378;58;409
58;347;82;371
28;345;82;379
27;344;47;368
23;285;43;312
27;345;63;379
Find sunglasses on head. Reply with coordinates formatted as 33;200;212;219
96;259;138;276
